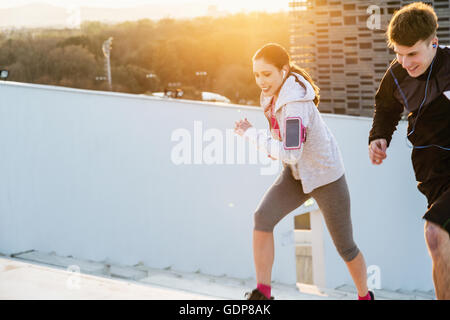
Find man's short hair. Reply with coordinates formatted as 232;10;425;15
387;2;438;48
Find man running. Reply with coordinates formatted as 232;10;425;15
368;2;450;299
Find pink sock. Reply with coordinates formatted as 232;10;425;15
358;292;372;300
257;283;271;299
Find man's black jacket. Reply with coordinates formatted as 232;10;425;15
369;46;450;204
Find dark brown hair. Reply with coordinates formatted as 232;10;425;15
387;2;438;48
252;43;320;107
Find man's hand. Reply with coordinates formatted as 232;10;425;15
369;138;387;165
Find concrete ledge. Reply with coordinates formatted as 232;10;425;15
0;251;436;300
0;257;217;300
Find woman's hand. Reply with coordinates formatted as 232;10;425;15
234;118;253;136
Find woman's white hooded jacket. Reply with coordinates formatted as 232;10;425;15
244;72;345;194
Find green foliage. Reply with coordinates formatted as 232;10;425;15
0;11;289;104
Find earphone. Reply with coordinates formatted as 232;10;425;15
282;70;286;78
432;43;437;48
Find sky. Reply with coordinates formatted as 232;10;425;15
0;0;290;13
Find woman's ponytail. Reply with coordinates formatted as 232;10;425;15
289;63;320;107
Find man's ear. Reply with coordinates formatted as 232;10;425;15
431;36;438;48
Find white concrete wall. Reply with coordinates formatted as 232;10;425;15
322;110;432;291
0;81;433;291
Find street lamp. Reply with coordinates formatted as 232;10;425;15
195;71;207;90
146;73;159;92
0;70;9;80
166;82;182;98
102;37;113;91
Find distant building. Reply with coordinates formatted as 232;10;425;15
289;0;450;117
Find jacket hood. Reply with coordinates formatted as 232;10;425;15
260;72;316;113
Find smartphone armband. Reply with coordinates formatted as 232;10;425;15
284;117;307;150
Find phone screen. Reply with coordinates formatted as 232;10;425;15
285;118;300;148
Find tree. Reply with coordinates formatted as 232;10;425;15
0;11;289;104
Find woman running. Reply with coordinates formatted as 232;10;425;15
234;43;374;300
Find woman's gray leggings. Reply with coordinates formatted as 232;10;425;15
254;164;360;262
